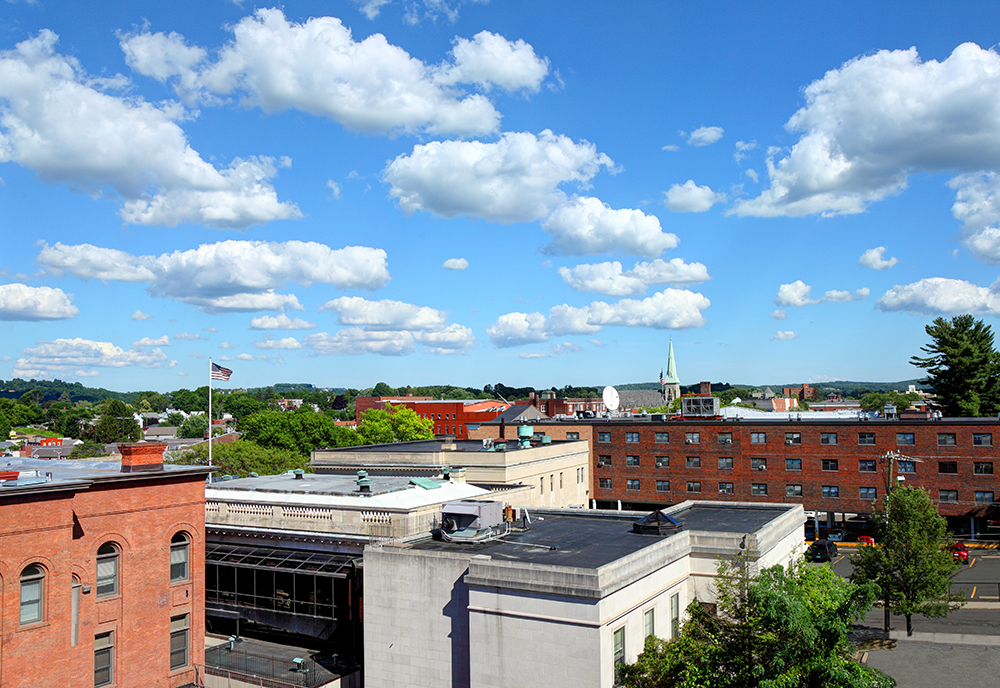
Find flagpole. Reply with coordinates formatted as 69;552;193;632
208;357;213;468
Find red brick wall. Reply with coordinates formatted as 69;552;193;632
496;418;1000;518
0;473;206;688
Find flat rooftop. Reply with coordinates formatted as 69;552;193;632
315;438;573;454
0;457;210;493
409;504;791;569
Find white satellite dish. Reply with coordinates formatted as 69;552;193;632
602;386;620;412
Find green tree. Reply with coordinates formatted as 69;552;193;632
223;392;264;422
178;414;209;439
850;485;964;636
620;557;893;688
356;404;434;444
238;410;361;457
165;412;185;427
859;391;921;413
911;314;1000;416
93;400;142;444
371;382;395;397
171;439;311;477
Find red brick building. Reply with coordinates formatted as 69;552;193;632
471;415;1000;531
354;396;511;438
0;444;212;688
517;391;607;417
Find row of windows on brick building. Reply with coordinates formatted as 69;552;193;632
596;479;994;503
17;531;191;687
596;431;995;447
597;455;996;475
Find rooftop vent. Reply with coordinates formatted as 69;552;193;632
293;469;305;480
356;470;372;494
633;509;683;536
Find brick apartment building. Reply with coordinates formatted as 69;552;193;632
0;444;212;688
355;396;512;437
470;412;1000;532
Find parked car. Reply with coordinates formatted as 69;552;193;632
807;539;839;562
949;542;970;564
827;530;847;542
858;535;875;545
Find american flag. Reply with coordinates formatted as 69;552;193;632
210;362;233;381
659;369;664;385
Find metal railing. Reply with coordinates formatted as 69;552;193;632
202;646;320;688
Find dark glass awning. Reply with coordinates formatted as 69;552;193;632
206;544;358;577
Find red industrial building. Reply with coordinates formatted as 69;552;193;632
470;406;1000;534
517;390;607;417
354;396;511;437
0;443;212;688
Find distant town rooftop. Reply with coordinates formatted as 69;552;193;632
316;438;574;454
0;457;211;495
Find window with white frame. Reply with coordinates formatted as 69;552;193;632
96;543;119;598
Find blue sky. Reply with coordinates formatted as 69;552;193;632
3;1;1000;393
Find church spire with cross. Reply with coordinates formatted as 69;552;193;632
661;339;681;404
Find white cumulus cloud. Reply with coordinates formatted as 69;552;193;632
132;309;151;321
0;31;300;229
254;336;302;350
443;258;469;270
664;180;727;213
247;314;317;330
37;240;389;313
774;331;798;341
558;258;710;296
132;335;170;348
775;280;868;306
14;337;170;377
320;296;448;331
542;197;678;257
771;309;787;320
876;277;1000;316
687;126;724;147
0;283;78;321
121;9;542;137
859;246;899;270
487;289;710;348
384;130;614;223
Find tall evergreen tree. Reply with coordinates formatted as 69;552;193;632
911;314;1000;416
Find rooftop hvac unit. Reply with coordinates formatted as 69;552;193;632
682;396;721;418
786;439;794;445
724;439;732;444
685;439;694;444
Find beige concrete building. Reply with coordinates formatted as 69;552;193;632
311;436;590;508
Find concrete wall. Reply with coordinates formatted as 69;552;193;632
364;547;474;688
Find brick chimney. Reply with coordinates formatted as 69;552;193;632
118;442;167;473
699;381;712;396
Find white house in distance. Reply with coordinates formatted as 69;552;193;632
363;500;804;688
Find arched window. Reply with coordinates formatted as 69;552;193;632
20;564;45;625
170;532;190;583
96;543;119;598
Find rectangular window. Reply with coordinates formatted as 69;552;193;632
626;432;640;443
822;459;839;472
898;460;916;474
897;433;915;446
751;483;768;496
859;460;877;472
974;433;993;447
670;593;680;637
599;478;612;489
860;487;877;500
976;491;994;504
686;481;701;493
644;609;655;639
540;477;544;493
821;433;838;445
598;432;611;443
96;550;118;599
719;482;734;494
170;535;190;583
655;432;670;443
785;432;801;445
750;432;766;444
95;631;113;687
613;627;625;678
940;490;958;503
718;457;733;470
786;484;803;497
938;433;957;446
20;570;43;625
822;485;840;498
786;458;801;471
939;461;958;474
858;433;876;446
560;472;563;489
751;457;767;470
170;614;189;670
686;456;701;468
626;455;640;466
656;480;670;492
566;432;580;440
975;462;994;475
718;432;733;445
627;479;640;490
655;456;669;468
685;432;700;445
597;455;611;467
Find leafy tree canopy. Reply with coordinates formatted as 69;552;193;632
93;399;141;444
178;413;209;439
850;485;964;636
620;558;894;688
911;314;1000;416
171;439;310;477
859;391;921;413
238;410;362;457
356;404;434;445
